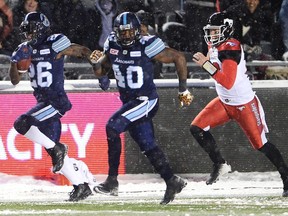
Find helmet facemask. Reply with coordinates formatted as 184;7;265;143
204;25;227;46
116;25;140;47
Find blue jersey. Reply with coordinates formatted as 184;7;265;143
104;33;166;103
29;34;72;114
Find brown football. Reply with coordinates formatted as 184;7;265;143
17;57;32;73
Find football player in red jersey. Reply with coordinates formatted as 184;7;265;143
191;12;288;197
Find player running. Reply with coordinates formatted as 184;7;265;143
90;12;193;204
191;12;288;197
9;12;95;201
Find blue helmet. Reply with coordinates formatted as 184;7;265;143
19;12;51;46
113;12;141;47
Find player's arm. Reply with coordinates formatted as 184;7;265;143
90;50;111;78
56;43;94;64
9;43;32;85
9;62;21;85
154;47;188;90
90;50;112;91
154;47;193;107
193;52;237;89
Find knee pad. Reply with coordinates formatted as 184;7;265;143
14;114;36;135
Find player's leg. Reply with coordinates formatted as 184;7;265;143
93;102;135;196
127;98;186;204
235;97;288;196
59;156;93;201
129;118;187;205
259;141;288;197
190;97;231;185
14;102;67;173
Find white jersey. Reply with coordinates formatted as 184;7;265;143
209;38;255;105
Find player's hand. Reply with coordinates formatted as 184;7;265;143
192;52;208;66
90;50;104;64
11;43;32;63
178;89;193;107
98;75;110;91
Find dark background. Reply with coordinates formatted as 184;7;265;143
125;87;288;174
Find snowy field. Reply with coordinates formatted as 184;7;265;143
1;171;288;215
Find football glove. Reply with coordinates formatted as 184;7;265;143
90;50;104;64
178;89;193;107
98;75;110;91
11;43;32;63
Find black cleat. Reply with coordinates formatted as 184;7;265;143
206;162;231;185
68;183;92;202
93;176;119;196
282;178;288;197
46;142;68;173
160;175;187;205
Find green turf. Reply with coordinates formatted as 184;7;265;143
1;196;288;216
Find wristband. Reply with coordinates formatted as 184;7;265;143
202;60;218;76
92;62;101;71
179;80;187;92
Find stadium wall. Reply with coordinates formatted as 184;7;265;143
0;79;288;182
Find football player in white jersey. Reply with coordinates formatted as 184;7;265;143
191;12;288;197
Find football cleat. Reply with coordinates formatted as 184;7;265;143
282;178;288;197
93;176;119;196
206;162;231;185
160;175;187;205
68;183;92;202
46;142;68;173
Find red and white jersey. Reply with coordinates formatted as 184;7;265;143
208;38;255;105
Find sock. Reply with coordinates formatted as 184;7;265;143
68;158;96;185
24;125;55;149
59;155;85;185
259;141;288;180
144;146;174;182
190;125;225;164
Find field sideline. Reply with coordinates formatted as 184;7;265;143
1;172;288;215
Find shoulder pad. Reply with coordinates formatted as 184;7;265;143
218;39;241;51
47;34;63;42
142;35;166;58
108;32;117;42
218;39;241;63
103;32;118;53
49;34;71;53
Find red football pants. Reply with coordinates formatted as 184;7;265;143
192;96;268;149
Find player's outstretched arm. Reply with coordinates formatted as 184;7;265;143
57;43;93;64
